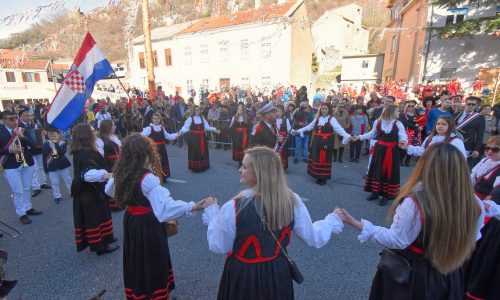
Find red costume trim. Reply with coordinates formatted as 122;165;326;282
128;205;152;215
190;129;206;155
376;140;397;178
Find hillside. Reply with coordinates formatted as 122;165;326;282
0;0;388;61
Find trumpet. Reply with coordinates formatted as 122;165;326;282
13;132;28;168
50;140;59;159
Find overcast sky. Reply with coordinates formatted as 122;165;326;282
0;0;108;39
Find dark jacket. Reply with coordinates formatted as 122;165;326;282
249;121;277;149
42;141;71;173
452;111;486;152
0;125;35;169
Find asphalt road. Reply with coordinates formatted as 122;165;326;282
0;143;414;300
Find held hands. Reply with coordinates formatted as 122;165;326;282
334;207;363;231
103;173;113;181
350;136;360;142
398;141;408;150
192;197;218;211
291;129;298;136
176;131;183;137
472;151;480;158
214;129;221;134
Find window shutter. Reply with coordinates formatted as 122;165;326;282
21;72;27;82
165;48;172;66
35;73;41;82
139;52;145;68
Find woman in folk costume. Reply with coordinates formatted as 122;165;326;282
337;142;484;300
292;103;352;185
332;101;351;163
105;134;211;300
471;136;500;201
230;104;251;167
181;105;220;172
399;116;466;158
355;105;408;206
399;100;421;167
202;147;344;300
70;123;119;256
276;105;291;171
96;120;122;210
142;112;179;181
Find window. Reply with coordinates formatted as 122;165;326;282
139;52;145;68
219;40;229;62
34;73;41;82
22;72;35;82
202;78;209;89
241;77;250;89
445;8;467;25
361;60;369;69
186;79;193;92
393;4;400;19
164;48;172;66
219;78;230;89
391;36;397;53
200;44;209;63
440;68;457;80
241;39;249;60
6;72;15;82
261;37;271;58
184;46;192;65
261;76;271;87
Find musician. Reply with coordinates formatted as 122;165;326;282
42;127;72;204
18;109;50;197
248;102;282;149
453;96;485;168
0;110;42;224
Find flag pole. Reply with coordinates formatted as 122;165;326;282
142;0;156;99
112;71;132;100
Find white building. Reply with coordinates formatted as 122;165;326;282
129;0;313;99
312;2;369;75
341;53;385;85
423;3;499;90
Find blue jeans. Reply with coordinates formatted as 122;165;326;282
294;134;309;160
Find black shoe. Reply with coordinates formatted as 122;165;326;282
31;189;41;197
349;158;355;162
338;158;343;163
362;150;369;155
405;162;410;167
40;184;51;189
0;232;3;238
293;159;298;164
379;198;389;206
303;158;307;163
19;215;32;224
355;159;359;163
316;179;327;185
26;208;42;216
366;193;379;201
96;243;120;256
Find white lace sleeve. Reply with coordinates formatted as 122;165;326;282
292;194;343;248
83;169;108;182
203;118;217;132
359;120;378;141
484;200;500;220
475;196;485;240
296;118;316;134
142;173;196;222
96;138;105;156
181;118;192;133
203;201;236;254
141;126;152;136
407;141;426;157
358;197;421;249
330;117;351;144
105;177;115;198
450;138;467;158
163;128;178;141
396;121;408;143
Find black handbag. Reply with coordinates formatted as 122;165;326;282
377;248;412;285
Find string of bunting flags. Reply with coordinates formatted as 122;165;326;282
1;0;65;26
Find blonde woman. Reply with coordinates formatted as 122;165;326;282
203;147;344;299
336;143;484;300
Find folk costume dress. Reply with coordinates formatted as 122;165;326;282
276;117;291;170
407;134;466;158
229;116;251;162
97;135;122;210
471;157;500;201
105;171;196;300
295;116;351;181
142;124;178;179
360;119;408;199
359;193;484;300
71;149;115;253
202;189;344;300
181;116;218;172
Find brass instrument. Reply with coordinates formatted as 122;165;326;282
50;140;59;159
13;128;28;168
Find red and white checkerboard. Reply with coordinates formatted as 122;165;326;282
64;70;86;94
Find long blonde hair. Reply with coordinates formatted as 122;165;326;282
235;146;295;231
379;104;398;121
389;142;480;274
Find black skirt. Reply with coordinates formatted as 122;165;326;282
464;218;500;300
369;249;463;300
123;210;175;300
307;136;333;180
188;129;210;172
156;143;171;178
217;255;293;300
73;189;115;252
365;142;401;198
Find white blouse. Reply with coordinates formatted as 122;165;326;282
181;116;217;133
83;169;108;182
407;134;466;158
295;115;351;144
471;158;500;188
484;200;500;219
105;174;195;222
276;118;291;133
358;196;485;248
229;115;245;127
96;135;122;156
141;124;178;141
202;189;344;254
359;119;408;143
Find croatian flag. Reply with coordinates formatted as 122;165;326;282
47;32;113;130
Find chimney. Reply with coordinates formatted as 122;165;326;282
255;0;261;9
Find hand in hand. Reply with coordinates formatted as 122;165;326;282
215;130;221;134
193;197;218;211
103;173;113;180
472;151;480;158
351;136;360;142
334;207;363;230
398;141;408;150
291;129;298;136
177;131;183;136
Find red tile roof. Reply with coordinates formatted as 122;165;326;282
177;1;300;35
51;63;71;71
0;48;23;59
0;58;50;70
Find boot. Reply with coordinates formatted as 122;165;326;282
338;148;344;163
332;150;337;162
405;155;411;167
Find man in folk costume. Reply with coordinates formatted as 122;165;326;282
453;96;485;168
248;102;283;149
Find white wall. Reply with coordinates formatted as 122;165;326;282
341;55;384;87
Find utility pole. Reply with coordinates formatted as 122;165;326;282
142;0;156;99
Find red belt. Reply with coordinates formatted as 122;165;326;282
316;132;332;164
407;244;424;254
128;205;152;215
191;129;206;155
235;127;248;149
106;154;119;159
376;141;397;178
154;141;166;145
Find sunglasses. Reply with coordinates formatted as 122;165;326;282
466;103;477;106
485;146;500;153
407;105;415;108
4;117;17;121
